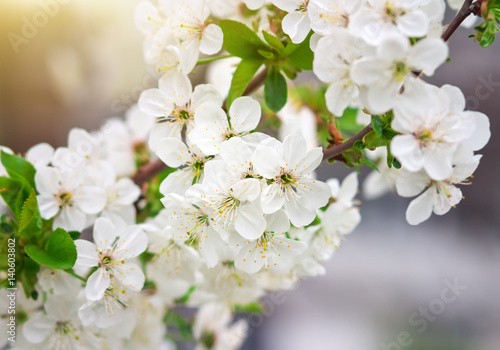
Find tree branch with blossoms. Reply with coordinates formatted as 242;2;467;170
1;0;499;349
132;0;491;185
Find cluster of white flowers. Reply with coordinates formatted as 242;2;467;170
9;112;360;347
306;0;490;224
3;0;492;349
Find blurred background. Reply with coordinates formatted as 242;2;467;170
0;1;499;350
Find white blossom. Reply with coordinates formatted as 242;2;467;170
396;155;481;225
139;71;222;150
35;167;106;231
190;96;262;155
351;33;448;114
253;134;331;227
75;218;148;300
272;0;312;43
391;84;490;180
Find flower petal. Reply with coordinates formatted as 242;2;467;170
406;188;434;225
54;206;86;231
261;183;285;214
74;186;107;215
115;225;148;260
155;137;191;167
397;11;429;38
200;23;223;55
408;38;448;76
229;96;262;133
75;239;99;267
113;262;145;291
22;313;55;343
93;217;117;249
85;269;110;301
158;71;193;106
235;205;266;240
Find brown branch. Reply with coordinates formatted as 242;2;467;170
322;125;373;162
442;0;484;42
132;159;168;186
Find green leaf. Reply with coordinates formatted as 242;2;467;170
474;19;499;47
364;131;388;150
371;115;384;137
20;268;38;299
0;176;29;219
24;256;40;272
174;286;196;304
18;190;42;238
353;140;365;150
68;231;81;240
360;157;379;172
264;69;288;112
25;228;77;269
392;158;402;169
386;149;395;168
257;49;275;59
342;147;364;168
227;59;263;109
1;151;36;189
235;301;264;314
262;31;285;53
482;30;496;47
219;19;269;60
286;32;314;70
1;222;13;233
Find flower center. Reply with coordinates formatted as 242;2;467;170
58;192;73;208
393;61;410;82
185;211;211;244
55;321;79;340
223;129;238;140
99;253;122;269
159;103;193;125
385;2;405;23
177;109;192;120
297;0;309;13
218;195;240;214
257;233;274;251
189;158;206;178
418;129;433;142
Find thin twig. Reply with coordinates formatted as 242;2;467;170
443;0;476;42
132;159;168;186
322;125;373;162
64;268;87;283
